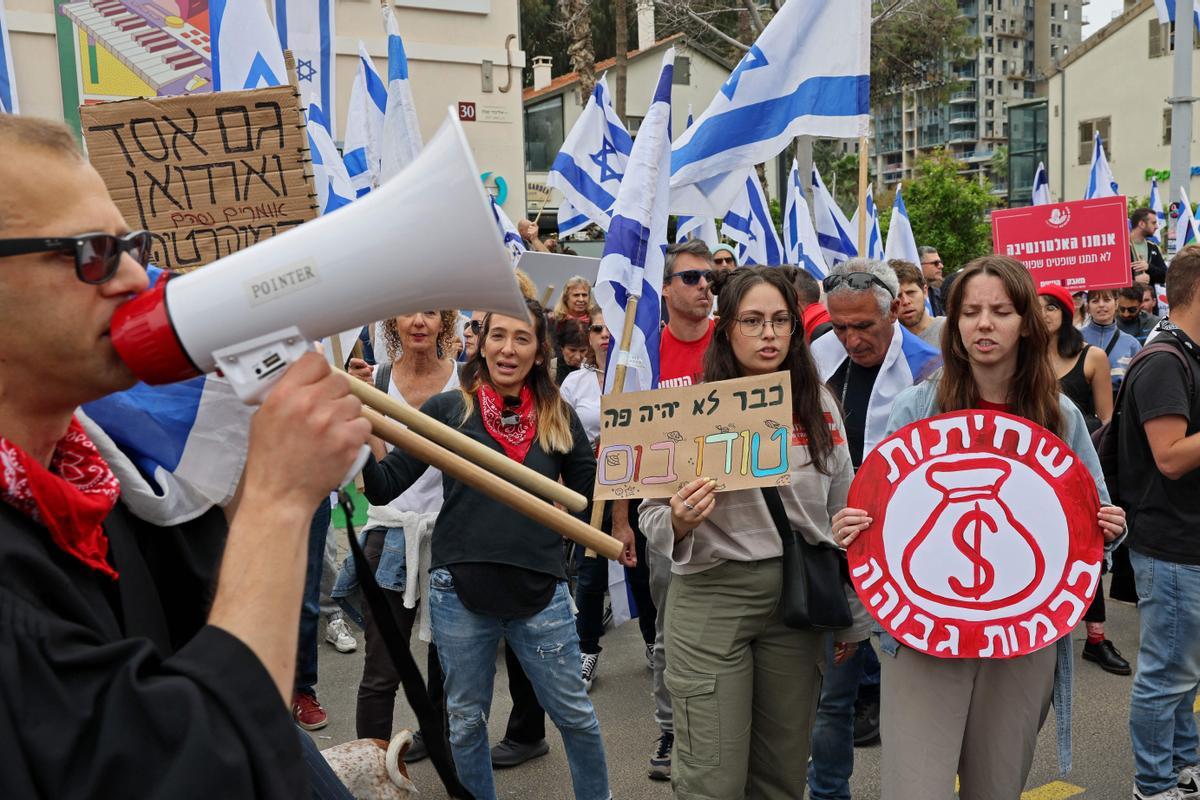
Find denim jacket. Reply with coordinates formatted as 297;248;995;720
330;526;408;629
876;378;1119;776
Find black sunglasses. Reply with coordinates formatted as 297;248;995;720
822;272;896;299
669;269;716;286
0;231;152;284
588;324;606;334
468;319;484;334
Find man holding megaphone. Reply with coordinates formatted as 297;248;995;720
0;115;371;797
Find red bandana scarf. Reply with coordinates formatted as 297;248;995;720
478;384;537;463
0;418;120;579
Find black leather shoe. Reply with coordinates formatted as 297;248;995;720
853;699;881;746
490;738;550;768
1082;639;1132;675
403;730;429;764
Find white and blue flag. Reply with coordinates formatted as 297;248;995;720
307;101;354;215
1150;177;1166;245
558;198;590;237
883;184;920;266
722;169;784;266
548;75;633;231
669;0;871;216
342;46;387;196
594;49;675;394
850;184;884;261
275;0;335;135
1031;161;1051;206
210;0;287;91
491;196;527;266
1177;188;1199;252
0;0;17;114
1153;0;1200;28
379;4;423;182
674;108;719;246
811;164;857;268
1084;131;1119;199
783;159;828;278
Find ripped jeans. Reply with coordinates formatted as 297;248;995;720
428;568;610;800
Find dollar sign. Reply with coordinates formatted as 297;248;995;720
947;502;998;599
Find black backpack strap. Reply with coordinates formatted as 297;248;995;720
760;486;791;540
1104;330;1120;356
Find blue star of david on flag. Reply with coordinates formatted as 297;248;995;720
721;44;768;100
590;138;625;183
297;59;316;82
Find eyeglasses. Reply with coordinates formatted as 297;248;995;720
736;314;797;338
468;319;484;334
822;272;896;299
668;269;716;286
922;259;944;268
588;324;606;334
0;231;152;284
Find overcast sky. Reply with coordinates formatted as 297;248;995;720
1084;0;1126;38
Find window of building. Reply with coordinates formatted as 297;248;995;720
1164;108;1173;145
1064;6;1069;20
1079;117;1112;165
1050;2;1056;16
524;96;564;172
673;56;691;85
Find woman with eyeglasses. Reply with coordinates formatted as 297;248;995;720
832;257;1125;800
360;298;609;800
559;308;657;690
640;267;870;799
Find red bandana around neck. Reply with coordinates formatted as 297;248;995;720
0;418;121;579
478;384;537;463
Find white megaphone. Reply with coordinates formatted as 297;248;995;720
111;109;527;404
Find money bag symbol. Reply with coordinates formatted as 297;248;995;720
901;457;1046;611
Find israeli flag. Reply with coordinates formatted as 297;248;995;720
812;164;857;268
210;0;287;91
343;46;387;196
491;196;527;266
675;108;719;246
594;49;675;394
722;169;784;266
548;75;633;231
670;0;870;216
275;0;335;135
1177;188;1199;252
78;268;255;527
850;184;884;261
883;184;920;265
1031;161;1051;206
1084;131;1119;200
783;159;828;278
307;101;354;215
379;4;423;182
1153;0;1200;28
558;198;590;237
0;0;17;114
1150;177;1166;245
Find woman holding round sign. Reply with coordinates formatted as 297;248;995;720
640;267;871;799
832;256;1126;799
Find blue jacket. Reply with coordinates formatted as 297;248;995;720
1082;321;1141;390
878;378;1116;776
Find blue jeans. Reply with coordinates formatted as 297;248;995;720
428;568;610;800
1130;549;1200;794
807;638;868;800
296;501;331;696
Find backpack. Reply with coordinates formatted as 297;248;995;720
1091;340;1195;510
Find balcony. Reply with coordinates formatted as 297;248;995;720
950;90;977;103
950;110;978;123
948;132;978;145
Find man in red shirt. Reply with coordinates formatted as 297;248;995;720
658;240;716;388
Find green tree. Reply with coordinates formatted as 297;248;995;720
902;150;995;272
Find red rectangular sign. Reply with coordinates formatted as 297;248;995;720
992;196;1131;292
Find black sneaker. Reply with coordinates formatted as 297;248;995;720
403;730;429;763
490;737;549;768
648;731;673;781
853;699;881;746
1083;639;1132;675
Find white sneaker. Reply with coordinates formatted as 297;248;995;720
325;613;357;653
580;652;600;691
1134;786;1184;800
1179;765;1200;798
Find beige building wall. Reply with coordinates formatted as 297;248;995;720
1047;1;1194;205
2;0;528;216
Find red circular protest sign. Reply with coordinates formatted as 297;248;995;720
847;410;1103;660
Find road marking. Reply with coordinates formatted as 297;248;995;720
1021;781;1085;800
1194;694;1200;713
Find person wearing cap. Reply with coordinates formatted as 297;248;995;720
711;244;737;273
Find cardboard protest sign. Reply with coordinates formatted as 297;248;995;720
992;196;1131;291
80;84;318;271
593;372;793;501
847;411;1103;660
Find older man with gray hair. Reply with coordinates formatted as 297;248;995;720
805;257;942;800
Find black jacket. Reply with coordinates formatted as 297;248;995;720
0;502;306;799
1132;239;1168;286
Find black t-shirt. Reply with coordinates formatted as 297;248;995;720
1119;335;1200;564
831;359;883;469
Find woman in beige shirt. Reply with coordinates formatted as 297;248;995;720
640;267;870;800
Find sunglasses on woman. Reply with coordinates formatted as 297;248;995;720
588;324;606;334
822;272;896;299
669;269;716;286
0;230;153;284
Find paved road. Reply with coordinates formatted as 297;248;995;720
311;576;1149;798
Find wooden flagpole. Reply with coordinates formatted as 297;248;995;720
857;135;869;254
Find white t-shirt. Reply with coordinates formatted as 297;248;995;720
559;366;604;450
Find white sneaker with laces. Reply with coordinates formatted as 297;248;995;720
1134;786;1185;800
1178;765;1200;798
325;613;357;653
580;652;600;691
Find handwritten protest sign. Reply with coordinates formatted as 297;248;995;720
992;196;1131;291
80;85;318;271
593;372;794;501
